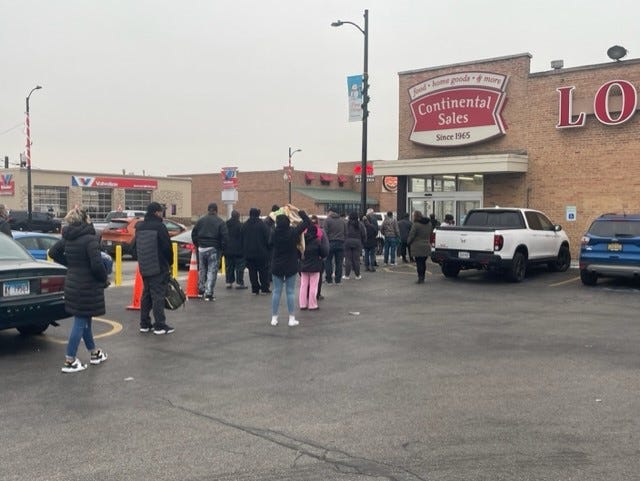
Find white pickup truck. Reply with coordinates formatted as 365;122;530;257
430;207;571;282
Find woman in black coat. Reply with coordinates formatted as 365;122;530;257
269;208;309;327
299;223;329;311
49;207;108;373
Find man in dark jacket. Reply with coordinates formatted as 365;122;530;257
242;208;271;294
398;212;413;263
323;206;347;284
225;210;246;289
134;202;174;335
191;202;228;301
0;204;12;237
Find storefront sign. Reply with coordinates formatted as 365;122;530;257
71;176;158;189
382;176;398;192
221;167;239;189
354;164;375;183
408;72;509;147
0;173;15;196
556;80;638;128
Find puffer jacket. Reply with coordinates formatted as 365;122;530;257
300;225;329;273
134;214;173;277
407;217;434;258
49;222;107;317
242;217;271;261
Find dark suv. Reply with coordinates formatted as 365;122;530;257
579;213;640;285
8;210;62;233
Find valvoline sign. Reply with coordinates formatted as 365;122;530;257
409;72;509;147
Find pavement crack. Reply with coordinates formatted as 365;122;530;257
163;398;427;481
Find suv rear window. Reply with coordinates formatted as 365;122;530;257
588;219;640;238
106;220;131;229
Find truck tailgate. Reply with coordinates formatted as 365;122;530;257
434;228;496;252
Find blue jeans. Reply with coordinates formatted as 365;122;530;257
383;237;398;264
271;274;296;316
364;246;376;269
66;316;96;359
198;247;219;296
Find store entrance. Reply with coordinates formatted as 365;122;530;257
408;192;482;226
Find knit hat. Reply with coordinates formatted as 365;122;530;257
249;207;261;218
146;202;163;215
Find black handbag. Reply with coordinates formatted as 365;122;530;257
165;276;187;310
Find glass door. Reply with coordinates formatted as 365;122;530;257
408;192;482;226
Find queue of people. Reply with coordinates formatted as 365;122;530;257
47;201;448;373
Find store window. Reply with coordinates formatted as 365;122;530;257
124;190;152;211
33;186;68;218
82;188;112;220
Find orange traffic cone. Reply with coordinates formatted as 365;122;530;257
127;265;143;310
186;249;200;299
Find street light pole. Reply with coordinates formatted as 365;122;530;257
288;147;301;204
332;9;369;217
26;85;42;224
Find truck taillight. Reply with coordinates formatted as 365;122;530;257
40;275;65;293
493;234;504;251
430;231;436;247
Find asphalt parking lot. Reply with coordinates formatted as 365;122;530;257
1;261;639;481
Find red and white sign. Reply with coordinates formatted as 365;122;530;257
382;176;398;192
354;164;375;183
71;176;158;189
0;174;15;196
409;72;509;147
221;167;239;189
556;80;639;128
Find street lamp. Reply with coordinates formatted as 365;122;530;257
332;9;369;217
26;85;43;224
287;147;301;203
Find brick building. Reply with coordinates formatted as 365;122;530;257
375;52;640;258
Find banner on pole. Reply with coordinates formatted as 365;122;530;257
347;75;363;122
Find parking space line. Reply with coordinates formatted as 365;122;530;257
46;317;123;344
549;276;580;287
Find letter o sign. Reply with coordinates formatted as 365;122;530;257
594;80;638;125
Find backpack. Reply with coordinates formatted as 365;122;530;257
165;276;187;310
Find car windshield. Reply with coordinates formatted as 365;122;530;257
464;211;525;228
0;235;34;261
172;230;193;242
589;219;640;238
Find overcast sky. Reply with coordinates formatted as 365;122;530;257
1;0;637;177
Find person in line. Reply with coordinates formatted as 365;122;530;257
225;210;247;289
442;213;455;226
365;208;380;267
362;215;378;272
343;211;366;280
381;211;400;266
398;212;413;263
324;206;347;284
0;204;12;237
262;204;279;291
242;208;271;295
299;219;328;310
407;210;434;284
429;213;441;228
191;202;228;301
134;202;175;334
270;208;310;327
310;215;329;301
49;206;109;372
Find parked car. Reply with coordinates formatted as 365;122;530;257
12;231;61;260
92;210;146;238
100;217;186;258
171;229;195;268
579;213;640;286
0;233;69;335
8;210;61;233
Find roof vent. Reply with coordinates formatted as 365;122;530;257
551;59;564;70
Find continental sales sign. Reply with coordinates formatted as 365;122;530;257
409;72;508;147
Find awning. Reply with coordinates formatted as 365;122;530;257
320;174;333;182
294;186;377;205
337;175;347;183
305;172;316;181
373;153;529;176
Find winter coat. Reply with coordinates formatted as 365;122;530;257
324;212;347;242
0;218;11;237
134;214;173;277
49;222;107;317
300;225;329;273
381;216;400;238
271;212;310;278
225;217;244;257
344;220;366;250
242;217;271;261
192;213;228;250
407;218;434;258
398;218;412;242
364;221;378;249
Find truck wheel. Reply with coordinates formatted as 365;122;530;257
508;252;526;282
548;245;571;272
17;323;49;335
441;262;460;278
580;269;598;286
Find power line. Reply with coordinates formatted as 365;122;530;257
0;122;24;137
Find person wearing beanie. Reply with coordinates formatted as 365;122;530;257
133;201;175;334
270;208;309;327
225;210;247;289
0;204;11;237
48;206;109;372
242;207;271;294
191;202;228;301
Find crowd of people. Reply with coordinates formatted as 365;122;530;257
35;201;452;373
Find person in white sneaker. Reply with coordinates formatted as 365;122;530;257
49;207;109;373
269;207;310;327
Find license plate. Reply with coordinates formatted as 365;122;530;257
458;251;470;259
608;242;622;252
3;280;30;297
